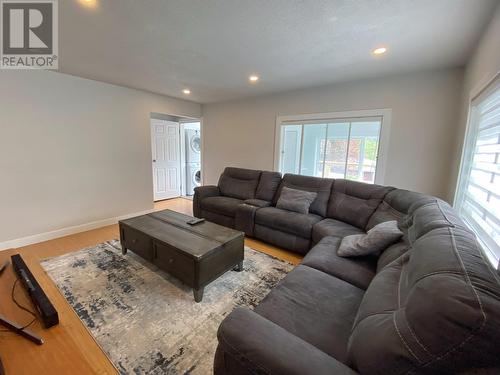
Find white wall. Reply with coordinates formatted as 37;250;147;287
449;4;500;200
0;71;201;245
202;68;464;201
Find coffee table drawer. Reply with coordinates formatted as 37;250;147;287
120;224;153;261
154;242;195;286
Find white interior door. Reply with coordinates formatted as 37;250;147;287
151;119;181;201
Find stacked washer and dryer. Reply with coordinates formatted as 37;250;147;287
184;123;201;196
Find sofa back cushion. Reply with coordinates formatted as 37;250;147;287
406;198;468;244
366;189;432;230
218;167;261;200
383;189;433;214
375;241;408;272
276;187;317;214
255;171;282;201
327;180;393;229
273;174;333;217
347;227;500;374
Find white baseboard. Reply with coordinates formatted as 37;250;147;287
0;209;155;251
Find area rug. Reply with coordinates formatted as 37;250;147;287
40;240;293;374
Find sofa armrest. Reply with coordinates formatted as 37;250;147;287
193;185;220;217
216;308;359;375
235;204;258;236
194;185;220;198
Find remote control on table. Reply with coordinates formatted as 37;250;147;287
187;218;205;225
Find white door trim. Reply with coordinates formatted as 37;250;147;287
150;119;181;200
179;122;187;196
179;120;202;195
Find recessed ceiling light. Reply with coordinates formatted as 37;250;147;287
183;89;191;95
79;0;97;8
372;47;387;55
249;75;259;83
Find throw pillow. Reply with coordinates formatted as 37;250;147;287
276;187;317;214
338;220;403;257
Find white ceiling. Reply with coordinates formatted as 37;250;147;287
59;0;499;104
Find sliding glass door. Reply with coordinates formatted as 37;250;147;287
280;124;302;174
300;123;327;177
323;122;350;179
279;118;382;183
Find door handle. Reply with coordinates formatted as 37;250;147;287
153;159;157;163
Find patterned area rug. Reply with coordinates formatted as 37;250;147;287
40;240;293;374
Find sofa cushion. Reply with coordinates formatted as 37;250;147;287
338;221;403;258
243;198;271;208
347;227;500;374
302;236;377;290
255;171;282;201
255;265;365;362
218;167;261;200
382;188;433;214
215;308;359;375
276;187;317;214
366;188;437;231
255;207;322;238
273;174;333;217
200;196;243;217
254;225;311;254
407;199;468;243
312;218;364;244
326;179;393;230
365;201;404;230
376;241;408;272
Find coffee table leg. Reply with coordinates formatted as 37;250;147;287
121;245;127;255
193;288;204;303
233;261;243;272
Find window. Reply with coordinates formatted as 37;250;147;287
275;110;391;184
455;75;500;268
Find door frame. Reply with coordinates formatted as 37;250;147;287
273;109;391;184
150;119;182;201
149;113;203;201
180;121;202;196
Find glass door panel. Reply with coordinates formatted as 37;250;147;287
279;117;382;183
300;123;327;177
347;121;381;183
323;122;350;179
281;125;302;174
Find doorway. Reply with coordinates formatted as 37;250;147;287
150;114;202;202
151;119;181;201
182;121;201;197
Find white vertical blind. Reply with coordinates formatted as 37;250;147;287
456;76;500;268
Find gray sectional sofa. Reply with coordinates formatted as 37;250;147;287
193;167;500;375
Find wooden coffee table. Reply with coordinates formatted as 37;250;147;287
118;210;244;302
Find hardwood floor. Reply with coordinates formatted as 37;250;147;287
0;198;301;374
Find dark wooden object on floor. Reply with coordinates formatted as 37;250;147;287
119;209;244;302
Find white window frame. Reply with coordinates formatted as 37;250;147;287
273;109;392;185
454;72;500;268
